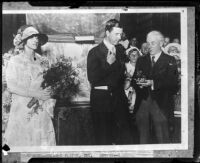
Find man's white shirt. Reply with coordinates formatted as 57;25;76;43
103;39;116;54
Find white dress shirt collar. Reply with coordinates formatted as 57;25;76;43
150;51;162;63
103;38;116;53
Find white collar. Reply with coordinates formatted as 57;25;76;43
150;51;162;62
103;38;115;52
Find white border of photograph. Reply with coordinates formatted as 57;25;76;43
2;7;190;155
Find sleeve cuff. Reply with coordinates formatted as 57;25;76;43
151;80;154;90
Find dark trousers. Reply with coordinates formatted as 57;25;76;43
136;96;169;144
92;111;115;145
90;89;133;145
90;89;115;145
113;94;134;144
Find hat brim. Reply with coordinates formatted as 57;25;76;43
164;43;181;54
126;46;143;56
19;33;48;46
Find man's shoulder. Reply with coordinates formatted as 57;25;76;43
88;45;98;57
162;52;175;62
88;42;105;57
89;42;102;52
137;54;149;62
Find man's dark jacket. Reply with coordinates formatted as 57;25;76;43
132;52;179;119
87;42;127;112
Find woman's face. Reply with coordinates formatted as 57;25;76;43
168;46;179;54
25;35;39;50
129;51;139;63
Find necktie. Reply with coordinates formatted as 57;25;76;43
151;56;155;67
111;46;116;56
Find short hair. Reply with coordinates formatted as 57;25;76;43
105;19;122;32
131;37;137;40
141;42;148;48
146;31;164;42
173;38;180;43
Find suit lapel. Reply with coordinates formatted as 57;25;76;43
152;52;166;74
153;52;165;68
99;41;109;59
146;54;152;70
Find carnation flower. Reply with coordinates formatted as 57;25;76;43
13;33;23;49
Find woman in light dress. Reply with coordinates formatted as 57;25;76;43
2;48;16;143
164;43;181;112
124;47;142;113
4;25;56;146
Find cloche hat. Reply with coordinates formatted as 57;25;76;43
20;26;48;45
126;46;143;56
13;25;48;47
164;43;181;54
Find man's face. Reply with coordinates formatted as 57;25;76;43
106;27;123;45
141;43;149;55
164;37;170;43
173;38;180;44
147;35;163;55
164;37;170;46
131;38;137;47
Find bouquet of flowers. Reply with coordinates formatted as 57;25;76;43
41;56;80;103
27;56;80;112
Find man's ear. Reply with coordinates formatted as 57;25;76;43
160;41;164;47
105;30;110;37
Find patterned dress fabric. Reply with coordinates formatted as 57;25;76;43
4;53;56;146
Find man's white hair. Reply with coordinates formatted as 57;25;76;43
146;31;164;42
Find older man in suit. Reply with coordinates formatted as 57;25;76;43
132;31;179;144
87;19;132;145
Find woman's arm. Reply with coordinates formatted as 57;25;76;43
7;81;41;98
6;57;50;100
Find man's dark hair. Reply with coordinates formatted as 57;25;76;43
105;19;122;32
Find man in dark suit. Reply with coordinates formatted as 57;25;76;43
87;19;131;145
132;31;179;144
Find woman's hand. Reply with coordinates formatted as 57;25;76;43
129;105;135;113
124;79;131;90
39;87;51;101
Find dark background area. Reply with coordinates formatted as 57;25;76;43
2;14;26;54
120;13;180;48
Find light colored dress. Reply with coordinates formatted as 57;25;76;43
4;53;56;146
124;62;136;110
